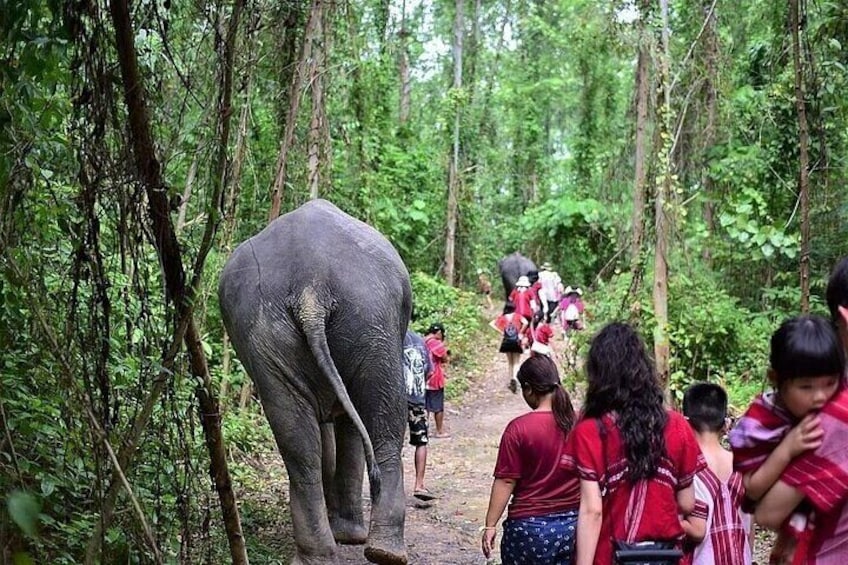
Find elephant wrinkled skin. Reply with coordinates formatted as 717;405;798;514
498;252;537;301
218;199;412;564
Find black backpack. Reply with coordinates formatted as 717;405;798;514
503;321;520;344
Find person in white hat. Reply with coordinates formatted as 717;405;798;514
538;262;562;323
559;286;585;337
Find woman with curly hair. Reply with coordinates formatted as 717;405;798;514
481;355;580;564
561;322;705;565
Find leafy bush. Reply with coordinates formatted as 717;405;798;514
584;268;781;409
409;271;486;399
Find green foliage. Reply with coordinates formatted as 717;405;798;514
410;271;485;399
586;267;780;408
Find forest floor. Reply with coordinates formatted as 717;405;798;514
243;303;772;564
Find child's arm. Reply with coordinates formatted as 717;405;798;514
743;413;822;501
681;491;708;542
754;480;806;530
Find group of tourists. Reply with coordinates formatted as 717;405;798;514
479;255;848;565
489;262;586;391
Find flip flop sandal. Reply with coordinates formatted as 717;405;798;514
413;489;436;501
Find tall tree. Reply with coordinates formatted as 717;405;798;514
398;0;411;126
630;0;652;274
307;0;328;199
444;0;464;286
269;0;321;219
700;0;719;264
653;0;672;387
106;0;248;563
790;0;811;312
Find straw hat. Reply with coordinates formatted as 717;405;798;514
516;276;530;288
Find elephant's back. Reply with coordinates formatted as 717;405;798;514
220;199;410;318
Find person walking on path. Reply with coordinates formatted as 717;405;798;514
681;383;752;565
490;304;527;393
562;322;705;565
424;322;450;438
478;269;494;309
537;262;562;323
481;356;580;565
403;329;436;501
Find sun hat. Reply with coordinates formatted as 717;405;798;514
516;276;530;288
541;262;552;270
564;285;573;294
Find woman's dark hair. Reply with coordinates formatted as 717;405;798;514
516;356;574;434
682;382;727;433
770;314;845;385
826;256;848;322
502;302;516;315
583;322;667;481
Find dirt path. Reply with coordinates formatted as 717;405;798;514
250;310;771;564
334;318;530;564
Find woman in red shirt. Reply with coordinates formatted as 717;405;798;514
562;323;704;565
481;356;579;564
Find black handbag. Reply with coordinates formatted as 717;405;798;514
612;540;683;565
596;420;683;565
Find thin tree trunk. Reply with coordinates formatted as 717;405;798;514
221;7;260;403
307;0;325;200
700;0;718;264
653;0;672;389
790;0;811;312
444;0;464;287
398;0;410;126
630;1;651;272
269;0;321;220
107;2;249;564
176;154;198;234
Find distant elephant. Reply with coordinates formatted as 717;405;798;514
218;199;412;565
498;252;537;301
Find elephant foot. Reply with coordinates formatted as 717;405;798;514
330;516;367;545
291;550;338;565
363;544;407;565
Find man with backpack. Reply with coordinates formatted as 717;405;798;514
489;303;527;393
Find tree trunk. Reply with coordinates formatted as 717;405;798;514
269;0;321;220
176;154;198;234
653;0;672;389
444;0;464;286
107;1;249;564
790;0;811;312
398;0;411;126
630;1;651;273
700;0;718;264
307;0;326;200
221;7;260;404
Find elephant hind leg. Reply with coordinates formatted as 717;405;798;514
322;420;366;544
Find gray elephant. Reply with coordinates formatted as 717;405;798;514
498;252;537;302
218;199;412;565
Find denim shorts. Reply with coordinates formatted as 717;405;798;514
425;389;444;413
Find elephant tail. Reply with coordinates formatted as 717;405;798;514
297;288;382;503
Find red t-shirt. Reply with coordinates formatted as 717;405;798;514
509;288;535;321
424;336;447;390
494;411;580;520
561;410;705;565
